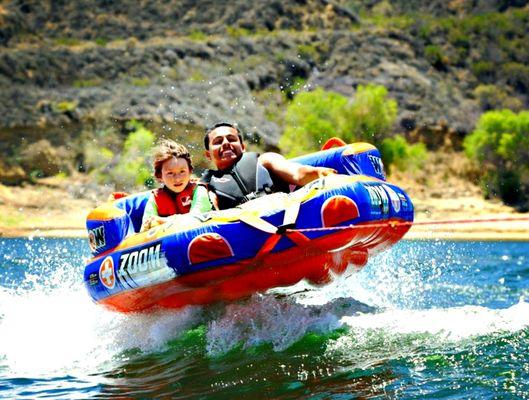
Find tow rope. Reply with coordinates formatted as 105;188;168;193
285;216;529;233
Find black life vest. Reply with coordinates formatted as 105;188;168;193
201;152;286;210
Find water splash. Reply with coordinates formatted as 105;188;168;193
0;239;202;377
340;299;529;340
205;295;341;355
0;285;203;376
2;238;528;376
326;299;529;372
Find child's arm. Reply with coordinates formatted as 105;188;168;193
140;193;166;231
190;185;214;213
141;193;158;223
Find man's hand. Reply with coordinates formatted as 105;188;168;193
302;165;337;181
259;152;337;186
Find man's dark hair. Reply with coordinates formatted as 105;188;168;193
204;122;243;150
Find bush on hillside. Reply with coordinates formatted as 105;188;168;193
110;121;155;190
502;62;529;93
473;84;523;112
379;135;427;175
86;121;156;191
424;45;449;70
464;109;529;209
470;61;496;83
279;85;397;157
279;88;348;156
341;84;398;145
278;85;425;175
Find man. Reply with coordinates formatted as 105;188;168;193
201;122;336;210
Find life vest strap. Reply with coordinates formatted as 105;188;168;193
241;185;272;204
238;197;310;259
238;212;278;234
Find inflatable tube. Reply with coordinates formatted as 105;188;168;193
84;142;413;312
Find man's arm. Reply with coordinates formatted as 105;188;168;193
258;152;336;186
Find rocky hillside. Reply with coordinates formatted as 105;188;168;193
1;0;528;184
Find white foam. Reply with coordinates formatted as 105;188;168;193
2;239;526;374
340;300;529;339
0;280;201;377
324;299;529;368
205;295;341;355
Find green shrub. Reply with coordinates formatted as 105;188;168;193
416;21;434;41
189;71;205;82
447;28;470;49
471;61;496;82
279;85;397;157
297;44;318;60
283;76;307;100
130;77;151;87
73;78;103;88
86;121;156;190
189;30;207;41
279;88;348;157
473;84;523;112
54;37;81;46
424;45;448;70
341;84;398;145
380;135;427;174
226;27;251;38
111;121;155;190
464;109;529;207
52;100;77;113
367;14;413;29
94;37;109;46
501;62;529;92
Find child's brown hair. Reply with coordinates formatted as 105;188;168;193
152;139;193;180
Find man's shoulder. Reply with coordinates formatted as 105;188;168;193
241;151;260;163
200;169;214;183
200;168;229;183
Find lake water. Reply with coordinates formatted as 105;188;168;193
1;237;528;399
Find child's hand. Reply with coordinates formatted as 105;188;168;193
141;216;167;232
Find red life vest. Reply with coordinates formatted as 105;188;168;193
153;181;197;216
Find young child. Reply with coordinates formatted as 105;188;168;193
141;139;212;231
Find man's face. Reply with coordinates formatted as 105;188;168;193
205;126;245;170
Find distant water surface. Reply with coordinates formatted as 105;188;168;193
1;238;528;399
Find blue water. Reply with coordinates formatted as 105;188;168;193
1;237;528;399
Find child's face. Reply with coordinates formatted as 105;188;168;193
160;156;191;193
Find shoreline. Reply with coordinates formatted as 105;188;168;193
1;180;528;242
